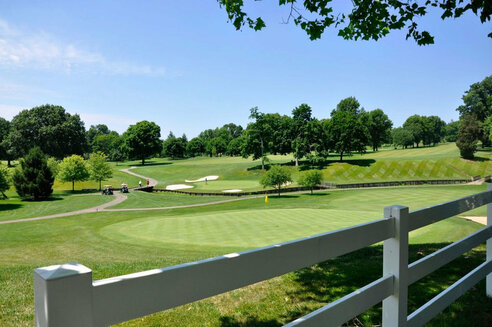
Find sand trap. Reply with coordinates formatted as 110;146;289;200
185;175;219;183
166;184;194;190
222;189;242;193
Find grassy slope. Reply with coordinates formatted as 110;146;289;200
120;143;492;192
1;185;490;326
0;192;114;222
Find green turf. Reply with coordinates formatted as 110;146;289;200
108;191;236;209
112;143;492;192
0;193;114;222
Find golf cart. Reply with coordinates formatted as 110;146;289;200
121;183;129;193
102;185;114;195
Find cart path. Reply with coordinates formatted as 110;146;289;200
120;167;158;187
0;192;128;225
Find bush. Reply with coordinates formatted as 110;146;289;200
12;147;54;200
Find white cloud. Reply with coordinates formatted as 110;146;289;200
0;18;165;76
78;112;137;133
0;104;24;120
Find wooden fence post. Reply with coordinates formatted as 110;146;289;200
487;184;492;298
34;262;94;327
383;205;409;326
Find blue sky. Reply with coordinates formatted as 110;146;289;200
0;1;491;138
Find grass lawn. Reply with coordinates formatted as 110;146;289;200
0;184;490;326
115;143;492;192
0;192;114;222
108;191;236;209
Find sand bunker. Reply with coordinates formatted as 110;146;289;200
222;189;242;193
166;184;194;190
185;175;219;183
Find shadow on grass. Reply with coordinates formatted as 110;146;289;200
0;203;23;211
136;161;173;167
469;156;490;162
220;316;282;327
282;244;491;326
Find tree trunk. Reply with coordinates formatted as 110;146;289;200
72;180;75;192
311;188;313;194
278;186;280;197
340;152;343;161
142;158;145;165
7;159;11;167
260;138;265;170
295;157;299;167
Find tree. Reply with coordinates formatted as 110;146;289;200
122;121;163;165
457;75;492;147
242;107;275;169
444;120;460;142
58;155;90;191
218;1;492;45
368;109;393;151
86;124;110;152
260;165;292;196
298;170;323;194
88;152;113;191
163;132;187;159
391;127;414;149
206;137;227;157
186;137;206;157
0;164;10;199
403;115;425;147
92;131;124;161
0;117;10;165
326;98;369;161
8;105;87;159
423;116;446;146
47;157;59;177
226;136;245;156
12;147;54;200
291;104;314;166
456;115;481;159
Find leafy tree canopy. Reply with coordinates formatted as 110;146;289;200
88;152;113;190
0;164;10;199
57;155;90;191
8;105;87;159
298;169;323;194
368;109;393;151
218;0;492;45
122;121;163;165
260;165;292;196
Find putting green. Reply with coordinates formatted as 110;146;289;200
99;208;481;249
100;208;372;248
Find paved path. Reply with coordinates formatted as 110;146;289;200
120;167;158;187
0;192;128;225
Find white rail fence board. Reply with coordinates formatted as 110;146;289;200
284;275;394;327
34;186;492;327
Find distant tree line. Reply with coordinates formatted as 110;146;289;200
2;76;490;174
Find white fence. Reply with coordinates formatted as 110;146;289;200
34;186;492;327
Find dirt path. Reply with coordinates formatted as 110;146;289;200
0;192;127;225
120;167;158;187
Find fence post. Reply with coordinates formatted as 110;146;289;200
487;184;492;298
34;262;94;327
383;205;409;326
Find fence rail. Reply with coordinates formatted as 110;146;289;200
34;186;492;327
